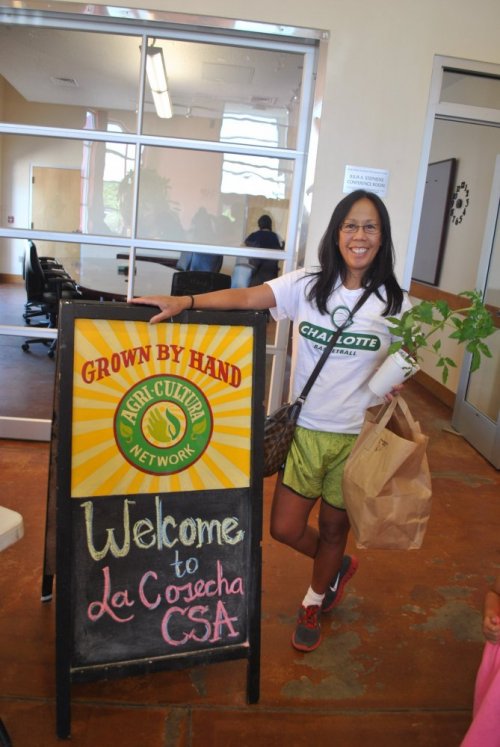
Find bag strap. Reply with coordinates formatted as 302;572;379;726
371;394;417;430
362;394;420;451
371;394;399;428
296;290;369;405
393;393;419;431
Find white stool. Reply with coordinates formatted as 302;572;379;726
1;505;24;747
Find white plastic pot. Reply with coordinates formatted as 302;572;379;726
368;350;420;397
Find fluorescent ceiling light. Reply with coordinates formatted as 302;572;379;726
145;46;173;119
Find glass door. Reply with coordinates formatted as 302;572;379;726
452;155;500;468
0;5;326;440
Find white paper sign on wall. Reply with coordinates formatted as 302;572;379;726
343;165;389;197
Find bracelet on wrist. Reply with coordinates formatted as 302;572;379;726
187;294;195;310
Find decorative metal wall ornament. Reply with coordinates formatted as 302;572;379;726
450;181;470;225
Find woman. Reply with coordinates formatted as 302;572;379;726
133;189;410;652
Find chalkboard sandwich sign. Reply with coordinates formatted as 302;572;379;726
53;300;266;738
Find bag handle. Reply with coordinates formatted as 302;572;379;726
371;395;399;428
372;395;419;430
392;393;419;431
361;394;417;451
297;290;370;405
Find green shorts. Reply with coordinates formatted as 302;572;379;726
282;425;357;509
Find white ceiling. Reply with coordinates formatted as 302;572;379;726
0;25;304;117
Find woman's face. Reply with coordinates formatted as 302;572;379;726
337;197;382;287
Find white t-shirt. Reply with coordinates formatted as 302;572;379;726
267;268;412;434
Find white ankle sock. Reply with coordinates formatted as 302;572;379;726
302;586;325;608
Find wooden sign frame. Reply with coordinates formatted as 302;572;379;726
51;300;266;738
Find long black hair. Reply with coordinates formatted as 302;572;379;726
306;189;404;316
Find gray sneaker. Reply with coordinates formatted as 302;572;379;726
291;605;322;652
322;555;359;613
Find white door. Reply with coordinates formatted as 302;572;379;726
452;155;500;468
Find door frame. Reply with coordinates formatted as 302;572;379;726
404;55;500;468
403;55;500;291
451;155;500;468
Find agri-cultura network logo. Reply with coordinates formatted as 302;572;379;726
114;374;212;475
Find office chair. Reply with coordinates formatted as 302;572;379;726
170;270;231;297
22;242;81;357
23;241;64;324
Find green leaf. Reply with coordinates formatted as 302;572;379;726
477;342;493;358
418;302;435;324
388;341;403;355
432;339;442;353
383;290;494;385
470;349;481;372
435;299;450;317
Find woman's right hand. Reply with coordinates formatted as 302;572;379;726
131;295;191;324
383;383;404;402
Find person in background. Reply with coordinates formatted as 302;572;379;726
232;214;284;288
133;189;410;653
177;207;223;273
461;574;500;747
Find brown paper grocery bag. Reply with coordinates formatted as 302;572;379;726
343;395;432;550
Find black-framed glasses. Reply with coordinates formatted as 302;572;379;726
340;221;380;235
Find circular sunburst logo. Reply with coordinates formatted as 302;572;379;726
331;305;354;330
114;374;212;475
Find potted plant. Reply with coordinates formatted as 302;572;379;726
368;290;495;396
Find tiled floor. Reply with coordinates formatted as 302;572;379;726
1;283;500;746
0;282;56;420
